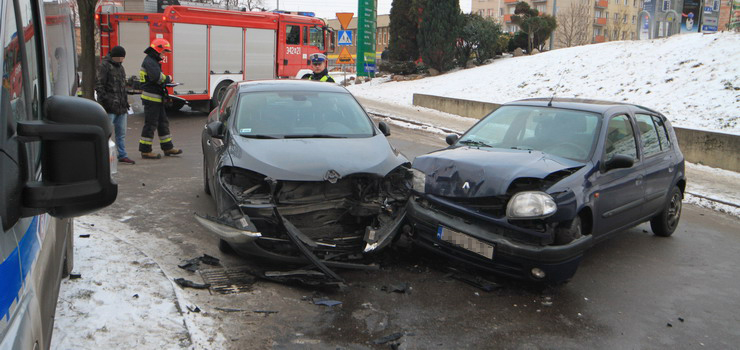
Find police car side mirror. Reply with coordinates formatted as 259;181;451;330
446;134;459;145
378;121;391;137
206;121;225;139
16;96;118;218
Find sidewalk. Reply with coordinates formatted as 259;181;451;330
358;97;740;217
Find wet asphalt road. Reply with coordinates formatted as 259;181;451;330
103;108;740;349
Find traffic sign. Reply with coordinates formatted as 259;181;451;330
338;30;352;46
337;47;355;64
336;12;353;30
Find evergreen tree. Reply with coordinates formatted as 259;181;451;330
511;2;557;53
387;0;418;61
457;14;503;67
417;0;461;72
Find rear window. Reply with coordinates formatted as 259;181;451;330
235;91;375;138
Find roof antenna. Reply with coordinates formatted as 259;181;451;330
548;69;568;107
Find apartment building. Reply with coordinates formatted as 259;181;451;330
472;0;642;48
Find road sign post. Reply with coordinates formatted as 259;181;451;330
356;0;376;78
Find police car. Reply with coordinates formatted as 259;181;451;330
1;0;117;348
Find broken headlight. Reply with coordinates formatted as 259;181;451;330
410;168;426;193
506;191;557;219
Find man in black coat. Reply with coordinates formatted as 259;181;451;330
138;38;182;159
96;45;135;164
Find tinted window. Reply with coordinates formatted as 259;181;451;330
286;25;299;45
457;106;601;161
235;91;374;138
635;113;661;157
605;115;637;161
302;26;307;45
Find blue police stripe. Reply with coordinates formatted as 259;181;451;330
0;216;41;320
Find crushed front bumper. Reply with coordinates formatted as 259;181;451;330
407;196;593;283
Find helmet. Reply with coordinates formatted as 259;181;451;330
309;53;327;64
150;38;172;54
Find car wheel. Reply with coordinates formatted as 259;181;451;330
218;239;235;255
650;186;682;237
203;154;211;195
554;216;582;245
210;81;231;111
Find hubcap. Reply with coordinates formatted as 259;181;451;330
666;191;682;230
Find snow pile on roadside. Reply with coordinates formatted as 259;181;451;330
348;32;740;134
52;216;224;350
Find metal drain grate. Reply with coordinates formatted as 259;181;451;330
199;266;256;294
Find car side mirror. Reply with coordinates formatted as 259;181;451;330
446;134;459;145
604;154;634;172
378;121;391;137
206;121;225;139
15;96;117;219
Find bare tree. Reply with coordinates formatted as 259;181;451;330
556;0;592;48
77;0;97;99
222;0;265;10
607;9;630;41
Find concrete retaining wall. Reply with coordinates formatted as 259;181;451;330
413;93;501;120
412;93;740;172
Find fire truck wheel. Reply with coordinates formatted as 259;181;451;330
210;81;232;111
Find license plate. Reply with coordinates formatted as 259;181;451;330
437;226;494;259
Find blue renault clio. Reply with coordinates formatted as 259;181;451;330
406;98;685;283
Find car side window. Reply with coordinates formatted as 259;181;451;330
635;113;662;157
652;115;671;151
219;87;236;121
604;114;637;162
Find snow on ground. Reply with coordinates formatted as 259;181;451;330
348;32;740;134
52;216;223;350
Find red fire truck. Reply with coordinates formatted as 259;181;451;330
97;5;333;110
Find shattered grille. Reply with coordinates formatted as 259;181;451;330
199;266;256;295
442;196;508;218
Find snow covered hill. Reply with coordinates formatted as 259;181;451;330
348;32;740;134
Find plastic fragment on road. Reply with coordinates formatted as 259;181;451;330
174;277;211;289
312;298;342;307
372;332;404;345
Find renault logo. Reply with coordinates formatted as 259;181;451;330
462;182;470;192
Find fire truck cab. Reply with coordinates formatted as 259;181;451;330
98;5;334;111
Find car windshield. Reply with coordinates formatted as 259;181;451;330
234;91;375;138
457;105;601;161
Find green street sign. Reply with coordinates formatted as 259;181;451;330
356;0;376;77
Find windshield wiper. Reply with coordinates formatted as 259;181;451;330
511;146;534;151
459;139;492;148
240;134;281;139
283;134;347;139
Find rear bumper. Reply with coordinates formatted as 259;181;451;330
407;198;592;282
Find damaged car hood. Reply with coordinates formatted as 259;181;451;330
413;147;584;197
226;135;408;181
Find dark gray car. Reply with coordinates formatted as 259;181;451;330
198;80;410;272
406;98;686;283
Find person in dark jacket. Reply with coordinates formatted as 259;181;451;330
301;53;335;82
138;38;182;159
96;45;135;164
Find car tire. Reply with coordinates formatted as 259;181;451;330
210;81;231;111
218;239;235;255
554;216;582;245
650;186;682;237
203;154;211;195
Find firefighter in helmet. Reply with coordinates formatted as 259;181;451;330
301;53;335;83
138;38;182;159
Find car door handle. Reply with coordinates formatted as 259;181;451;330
206;140;211;146
635;175;644;186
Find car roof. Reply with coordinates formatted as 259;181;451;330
236;79;349;94
506;97;663;116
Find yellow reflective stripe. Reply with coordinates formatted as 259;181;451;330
139;140;153;145
141;94;162;102
320;76;328;82
158;73;166;84
159;137;172;143
139;70;147;82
